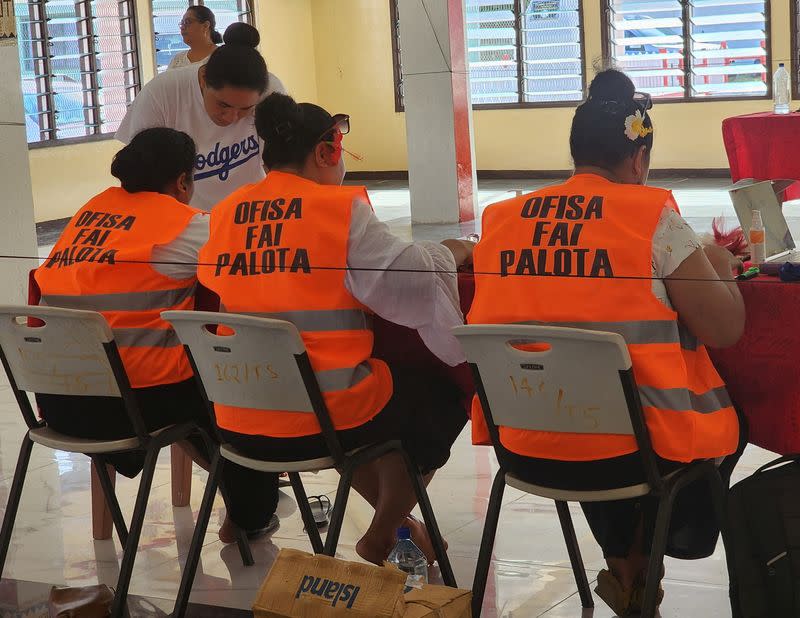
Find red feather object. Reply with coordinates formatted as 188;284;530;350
711;216;748;257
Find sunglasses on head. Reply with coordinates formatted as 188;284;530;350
633;91;653;113
318;114;363;162
318;114;350;141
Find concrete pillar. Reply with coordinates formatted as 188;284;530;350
399;0;477;223
0;16;38;304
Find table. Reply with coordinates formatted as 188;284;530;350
707;276;800;455
722;112;800;201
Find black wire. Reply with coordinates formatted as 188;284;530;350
4;253;779;284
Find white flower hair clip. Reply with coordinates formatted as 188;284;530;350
624;110;653;141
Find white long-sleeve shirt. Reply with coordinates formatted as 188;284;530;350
152;198;466;365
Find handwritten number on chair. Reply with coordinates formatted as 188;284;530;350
215;362;279;383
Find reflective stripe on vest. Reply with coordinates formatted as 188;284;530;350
220;307;371;332
515;319;698;350
316;362;372;393
112;328;183;349
41;285;196;312
638;385;731;414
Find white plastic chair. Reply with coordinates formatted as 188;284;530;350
452;324;733;618
163;310;455;616
0;305;226;616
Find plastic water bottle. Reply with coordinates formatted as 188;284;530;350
773;63;790;115
387;527;428;592
750;210;766;264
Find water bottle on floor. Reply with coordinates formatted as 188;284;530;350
773;63;791;115
387;527;428;592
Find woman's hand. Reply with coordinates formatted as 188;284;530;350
441;239;476;268
702;243;744;279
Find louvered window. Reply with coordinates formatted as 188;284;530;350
391;0;585;109
603;0;769;100
15;0;141;145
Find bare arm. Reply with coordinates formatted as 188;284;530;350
664;244;745;348
440;239;475;268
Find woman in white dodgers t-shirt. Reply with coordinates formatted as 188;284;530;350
116;23;286;212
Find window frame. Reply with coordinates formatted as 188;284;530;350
19;0;143;149
390;0;587;112
149;0;254;75
600;0;773;105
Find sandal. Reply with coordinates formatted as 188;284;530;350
595;569;637;617
278;472;291;487
595;566;665;616
307;495;331;528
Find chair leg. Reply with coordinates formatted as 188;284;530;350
109;446;160;617
707;465;736;609
471;469;505;618
399;450;456;588
92;456;129;547
172;450;223;618
555;500;593;609
289;472;324;554
170;444;193;508
215;458;254;567
323;466;354;557
90;460;114;541
0;434;33;576
640;491;675;618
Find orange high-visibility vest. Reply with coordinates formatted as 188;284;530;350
198;170;393;437
468;174;739;463
35;187;200;389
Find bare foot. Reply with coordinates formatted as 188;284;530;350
356;534;393;566
219;515;237;544
405;515;448;565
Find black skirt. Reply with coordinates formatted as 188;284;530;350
220;366;469;475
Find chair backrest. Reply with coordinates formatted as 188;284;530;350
452;324;635;435
162;311;316;413
0;305;121;398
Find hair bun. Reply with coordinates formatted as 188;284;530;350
588;69;635;102
255;93;302;144
223;22;260;48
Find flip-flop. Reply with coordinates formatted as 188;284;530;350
307;495;331;528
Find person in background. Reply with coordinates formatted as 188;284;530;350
468;69;747;616
167;5;222;70
198;93;474;563
117;23;286;212
34;128;281;543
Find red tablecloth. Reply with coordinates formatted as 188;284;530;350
372;273;476;414
708;276;800;455
722;112;800;201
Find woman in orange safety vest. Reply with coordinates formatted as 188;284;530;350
199;93;473;565
35;128;280;542
469;69;747;616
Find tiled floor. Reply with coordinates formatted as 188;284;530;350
5;177;781;616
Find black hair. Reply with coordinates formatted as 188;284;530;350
204;23;267;93
186;5;222;45
570;69;654;169
254;93;336;168
111;128;196;194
